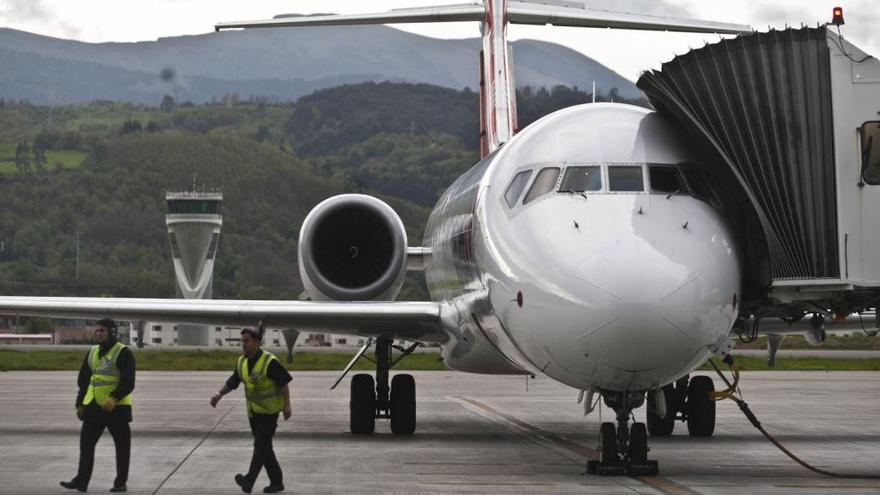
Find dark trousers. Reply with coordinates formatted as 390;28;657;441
74;420;130;488
245;413;282;485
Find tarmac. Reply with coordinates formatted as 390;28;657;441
0;370;878;494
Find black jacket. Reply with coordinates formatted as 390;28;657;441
76;342;135;424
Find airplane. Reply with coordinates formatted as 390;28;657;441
7;0;854;477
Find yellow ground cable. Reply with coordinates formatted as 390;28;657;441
707;357;880;479
707;359;739;401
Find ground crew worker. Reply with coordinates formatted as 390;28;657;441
211;327;292;494
60;318;134;493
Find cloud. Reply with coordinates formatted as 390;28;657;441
743;1;879;57
585;0;691;18
0;0;83;39
0;0;50;21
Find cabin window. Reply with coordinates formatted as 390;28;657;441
504;170;532;207
523;167;561;204
559;166;602;192
861;122;880;185
649;166;686;194
608;166;644;192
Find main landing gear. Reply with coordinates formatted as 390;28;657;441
646;375;716;438
339;336;420;435
587;375;717;476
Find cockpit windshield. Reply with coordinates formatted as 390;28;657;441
523;167;561;204
649;166;686;194
608;166;644;192
504;170;532;207
560;166;602;192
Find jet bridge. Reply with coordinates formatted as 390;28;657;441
637;26;880;318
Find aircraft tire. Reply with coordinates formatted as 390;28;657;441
647;384;675;436
390;374;416;435
686;376;715;437
599;422;617;463
350;373;376;434
629;422;648;461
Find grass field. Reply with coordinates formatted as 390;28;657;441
0;349;878;372
733;333;880;350
0;349;448;372
0;142;86;174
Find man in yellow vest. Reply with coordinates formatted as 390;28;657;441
211;327;292;494
60;318;134;493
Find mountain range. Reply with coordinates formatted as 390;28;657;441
0;24;640;104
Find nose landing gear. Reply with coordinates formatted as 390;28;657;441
587;391;659;476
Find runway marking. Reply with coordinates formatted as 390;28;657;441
150;397;242;495
451;396;701;495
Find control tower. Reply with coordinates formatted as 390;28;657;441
165;190;223;345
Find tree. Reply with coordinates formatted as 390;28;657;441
255;125;270;142
25;317;55;334
14;140;31;175
32;143;47;174
160;94;175;112
120;120;143;135
608;87;620;102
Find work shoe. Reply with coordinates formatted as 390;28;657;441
235;474;254;494
110;484;127;492
59;479;87;492
264;483;285;493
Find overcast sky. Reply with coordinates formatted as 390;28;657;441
0;1;877;81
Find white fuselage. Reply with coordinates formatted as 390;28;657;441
424;103;741;393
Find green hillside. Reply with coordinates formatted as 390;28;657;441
0;83;643;303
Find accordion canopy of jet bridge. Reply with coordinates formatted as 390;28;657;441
638;27;840;282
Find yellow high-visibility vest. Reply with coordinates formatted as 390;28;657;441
237;351;284;416
82;342;133;407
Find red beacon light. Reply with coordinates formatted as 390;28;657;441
832;7;845;26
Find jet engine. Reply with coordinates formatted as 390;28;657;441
298;194;408;301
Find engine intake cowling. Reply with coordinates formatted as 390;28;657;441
299;194;408;301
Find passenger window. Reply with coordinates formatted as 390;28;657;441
504;170;533;208
861;122;880;185
649;166;685;194
523;167;560;204
560;166;602;192
608;166;644;192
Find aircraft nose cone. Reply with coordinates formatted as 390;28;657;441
571;238;735;389
577;240;692;304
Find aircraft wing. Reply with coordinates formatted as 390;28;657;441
215;5;486;31
506;3;752;34
215;2;751;35
0;297;448;343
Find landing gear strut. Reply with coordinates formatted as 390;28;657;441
347;336;419;435
587;391;658;476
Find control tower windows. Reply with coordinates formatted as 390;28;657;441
504;170;533;207
523;167;561;204
167;200;223;214
861;121;880;185
560;166;602;192
608;166;644;192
